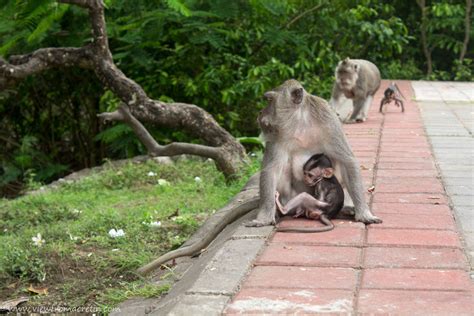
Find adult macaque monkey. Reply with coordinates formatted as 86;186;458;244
330;58;381;123
246;79;382;227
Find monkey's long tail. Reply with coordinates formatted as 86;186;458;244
136;196;259;276
276;214;335;233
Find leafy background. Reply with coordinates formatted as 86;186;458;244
0;0;472;196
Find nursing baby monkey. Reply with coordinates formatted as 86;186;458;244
246;79;382;229
275;153;344;232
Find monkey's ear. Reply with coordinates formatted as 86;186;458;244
343;57;349;63
291;88;304;104
322;168;334;178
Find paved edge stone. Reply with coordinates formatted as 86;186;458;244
186;238;267;295
417;93;474;272
167;294;230;316
154;217;271;316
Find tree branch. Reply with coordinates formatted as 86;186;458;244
0;0;247;178
416;0;432;75
460;0;472;63
285;2;325;29
0;47;92;88
98;104;234;172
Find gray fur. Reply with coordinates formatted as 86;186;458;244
246;79;382;227
330;58;381;123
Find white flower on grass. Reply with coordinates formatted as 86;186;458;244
32;233;45;247
142;221;162;228
157;179;170;186
72;208;82;215
171;216;182;222
194;176;202;183
68;233;79;241
108;228;125;238
147;171;157;177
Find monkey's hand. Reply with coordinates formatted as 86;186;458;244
355;208;382;224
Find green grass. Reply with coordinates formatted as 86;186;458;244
0;156;261;311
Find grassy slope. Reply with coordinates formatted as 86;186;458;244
0;156;260;311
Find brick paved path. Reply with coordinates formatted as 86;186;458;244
225;81;474;314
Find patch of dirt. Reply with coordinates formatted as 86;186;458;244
0;247;136;311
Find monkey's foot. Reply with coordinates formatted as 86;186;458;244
345;118;366;124
355;210;382;224
244;219;275;227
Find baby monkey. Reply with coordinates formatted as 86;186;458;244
276;153;344;233
379;82;405;113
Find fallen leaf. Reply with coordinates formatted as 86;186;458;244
28;284;48;295
0;297;29;312
367;185;375;193
283;246;293;250
360;165;369;170
6;282;17;289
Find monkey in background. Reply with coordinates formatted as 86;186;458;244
275;153;344;233
246;79;382;227
330;58;381;123
380;82;405;113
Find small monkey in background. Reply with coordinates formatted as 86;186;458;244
379;82;405;113
330;58;381;123
275;154;344;232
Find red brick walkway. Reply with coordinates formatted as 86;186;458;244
225;81;474;314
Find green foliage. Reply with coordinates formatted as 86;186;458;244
428;2;466;54
453;59;474;81
1;242;46;282
94;124;144;157
0;135;69;190
98;282;170;312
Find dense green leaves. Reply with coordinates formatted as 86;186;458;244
0;0;472;195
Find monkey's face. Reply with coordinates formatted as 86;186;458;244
264;79;305;112
303;168;322;186
336;61;359;90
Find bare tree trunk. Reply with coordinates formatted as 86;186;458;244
417;0;433;76
0;0;246;178
460;0;472;63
